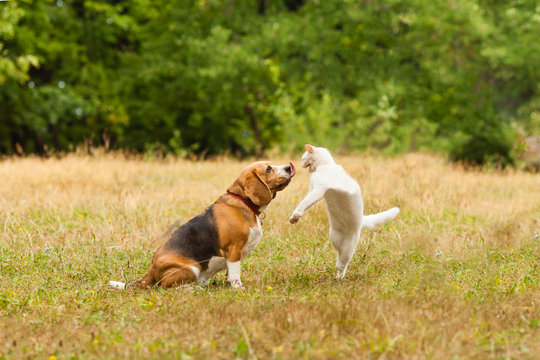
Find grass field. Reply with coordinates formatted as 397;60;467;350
0;153;538;359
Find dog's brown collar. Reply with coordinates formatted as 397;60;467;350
227;192;264;218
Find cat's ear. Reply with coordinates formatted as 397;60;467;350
305;144;314;153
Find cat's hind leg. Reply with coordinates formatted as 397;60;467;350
330;228;360;279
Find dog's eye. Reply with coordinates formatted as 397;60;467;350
266;166;272;173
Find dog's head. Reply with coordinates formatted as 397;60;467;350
227;161;295;206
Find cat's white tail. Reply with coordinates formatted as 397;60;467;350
361;207;400;230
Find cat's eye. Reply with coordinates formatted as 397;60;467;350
266;166;272;173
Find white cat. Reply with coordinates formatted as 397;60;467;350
289;144;400;279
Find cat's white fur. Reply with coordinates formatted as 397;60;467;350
289;144;400;279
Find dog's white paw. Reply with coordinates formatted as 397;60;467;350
229;279;244;289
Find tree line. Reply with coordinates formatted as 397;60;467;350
1;0;539;165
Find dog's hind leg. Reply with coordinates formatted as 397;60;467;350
153;254;201;288
131;252;200;289
159;265;199;288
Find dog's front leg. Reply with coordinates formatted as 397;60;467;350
226;261;243;289
290;188;326;223
226;247;244;289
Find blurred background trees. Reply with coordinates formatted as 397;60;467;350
1;0;539;165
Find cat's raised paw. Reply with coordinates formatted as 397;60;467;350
289;215;300;224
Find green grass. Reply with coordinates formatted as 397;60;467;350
0;153;538;359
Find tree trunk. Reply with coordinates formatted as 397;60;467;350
257;0;266;15
244;104;265;157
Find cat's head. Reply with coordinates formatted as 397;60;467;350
301;144;334;172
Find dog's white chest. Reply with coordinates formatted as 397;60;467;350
242;218;263;259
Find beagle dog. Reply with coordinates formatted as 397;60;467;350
131;161;295;289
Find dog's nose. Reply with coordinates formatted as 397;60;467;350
285;165;292;174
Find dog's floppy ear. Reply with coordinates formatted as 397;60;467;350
227;169;272;207
305;144;314;153
227;177;246;199
244;170;272;206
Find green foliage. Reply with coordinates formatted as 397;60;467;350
1;0;539;163
450;125;516;168
0;2;39;84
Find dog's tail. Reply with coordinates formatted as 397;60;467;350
108;281;126;289
361;207;400;230
107;219;184;291
108;278;153;290
109;272;156;290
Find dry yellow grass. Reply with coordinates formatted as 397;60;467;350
0;153;538;359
